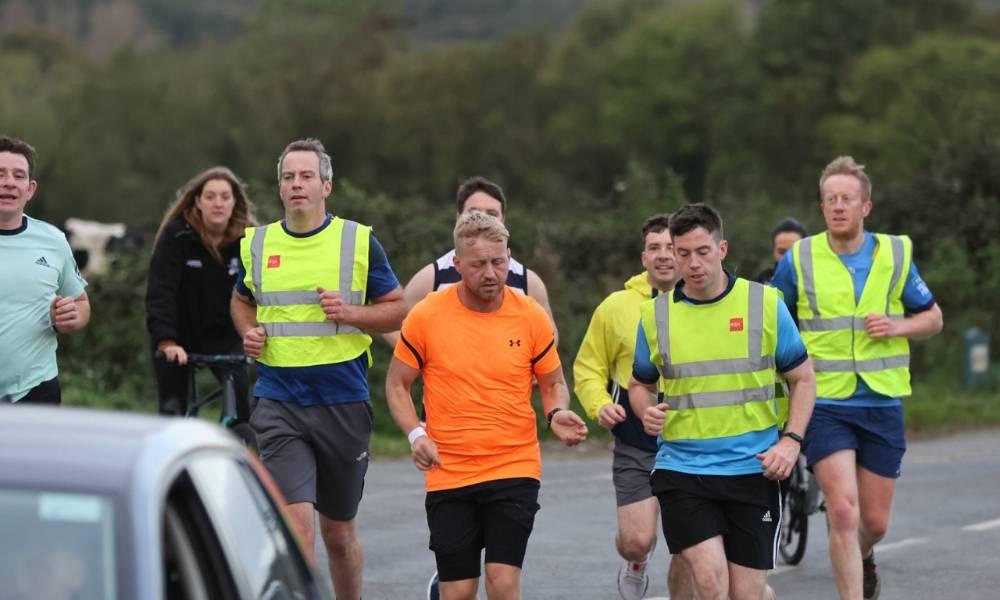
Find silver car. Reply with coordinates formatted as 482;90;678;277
0;406;332;600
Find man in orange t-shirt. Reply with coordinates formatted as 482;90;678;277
386;210;587;600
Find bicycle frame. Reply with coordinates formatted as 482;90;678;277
184;354;253;427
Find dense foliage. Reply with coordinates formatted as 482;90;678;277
4;0;997;427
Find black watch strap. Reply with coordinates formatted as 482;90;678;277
546;407;564;429
782;431;804;444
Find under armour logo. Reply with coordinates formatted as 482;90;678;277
509;339;521;347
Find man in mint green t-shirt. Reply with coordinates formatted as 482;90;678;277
0;135;90;404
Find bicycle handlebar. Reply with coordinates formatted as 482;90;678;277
155;351;253;366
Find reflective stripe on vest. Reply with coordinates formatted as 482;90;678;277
250;221;364;337
812;355;910;373
654;280;775;410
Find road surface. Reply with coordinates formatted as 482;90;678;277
315;428;1000;598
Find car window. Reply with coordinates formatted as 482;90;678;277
0;489;116;600
164;472;239;600
186;454;322;600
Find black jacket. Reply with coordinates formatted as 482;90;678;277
145;217;243;353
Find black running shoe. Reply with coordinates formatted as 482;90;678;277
863;551;881;599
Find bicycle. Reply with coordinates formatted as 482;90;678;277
155;351;257;452
779;453;824;565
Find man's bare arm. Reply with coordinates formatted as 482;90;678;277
527;269;558;342
386;356;423;436
386;356;441;470
383;264;435;347
51;291;91;333
537;366;587;446
780;357;817;439
865;303;943;341
231;290;258;335
346;287;406;333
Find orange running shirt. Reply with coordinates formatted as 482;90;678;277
394;285;560;492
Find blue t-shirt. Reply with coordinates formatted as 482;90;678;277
632;274;808;475
235;215;399;405
0;216;88;400
770;231;935;408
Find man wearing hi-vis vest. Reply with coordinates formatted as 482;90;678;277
629;203;817;600
573;213;695;600
231;138;405;600
771;157;943;600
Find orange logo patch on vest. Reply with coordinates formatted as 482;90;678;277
267;255;281;268
729;317;744;332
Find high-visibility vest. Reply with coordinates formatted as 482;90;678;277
240;217;372;368
791;233;911;399
638;278;781;441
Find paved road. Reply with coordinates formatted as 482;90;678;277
317;429;1000;599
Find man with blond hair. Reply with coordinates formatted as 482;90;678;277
384;175;555;349
771;156;943;599
387;211;587;600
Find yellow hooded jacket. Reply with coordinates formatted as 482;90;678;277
573;273;660;452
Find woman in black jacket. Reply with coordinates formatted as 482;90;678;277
145;166;256;415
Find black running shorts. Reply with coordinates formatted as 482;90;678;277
651;469;781;570
425;478;540;582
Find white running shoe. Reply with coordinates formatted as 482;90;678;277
617;540;656;600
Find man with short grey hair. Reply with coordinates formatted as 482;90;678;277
232;138;405;599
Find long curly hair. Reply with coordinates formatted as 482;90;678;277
155;166;256;262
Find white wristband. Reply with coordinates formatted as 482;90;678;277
407;426;427;447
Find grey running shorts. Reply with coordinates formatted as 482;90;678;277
251;398;372;521
612;439;656;507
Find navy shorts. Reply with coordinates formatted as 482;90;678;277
803;404;906;479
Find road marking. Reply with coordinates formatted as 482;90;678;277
963;518;1000;532
877;537;929;552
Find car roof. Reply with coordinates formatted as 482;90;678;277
0;406;240;495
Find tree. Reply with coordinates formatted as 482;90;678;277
820;34;1000;361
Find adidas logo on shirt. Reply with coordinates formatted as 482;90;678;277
35;256;49;267
762;510;773;523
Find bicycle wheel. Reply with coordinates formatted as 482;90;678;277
779;486;809;565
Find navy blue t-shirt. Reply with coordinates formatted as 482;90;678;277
235;215;399;405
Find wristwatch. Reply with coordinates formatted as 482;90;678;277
545;407;565;429
782;431;804;444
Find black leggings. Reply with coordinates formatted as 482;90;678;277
152;349;250;418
